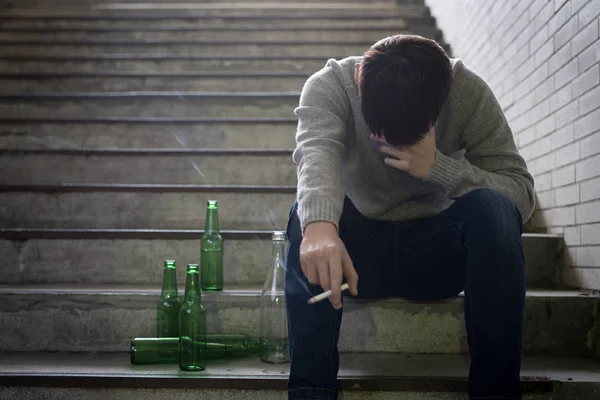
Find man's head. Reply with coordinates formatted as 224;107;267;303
356;34;452;146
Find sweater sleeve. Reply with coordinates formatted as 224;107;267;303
424;65;536;221
293;64;351;232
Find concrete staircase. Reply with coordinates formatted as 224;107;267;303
1;1;599;399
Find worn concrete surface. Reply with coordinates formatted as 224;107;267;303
0;192;294;229
0;8;426;18
0;28;433;42
0;154;296;185
0;95;299;118
0;122;297;149
0;388;555;400
0;75;309;92
4;352;600;399
0;239;275;285
1;352;597;382
0;17;421;30
0;287;596;355
2;0;401;4
524;234;562;289
0;286;262;352
0;234;562;287
0;58;327;74
1;43;376;57
2;0;402;6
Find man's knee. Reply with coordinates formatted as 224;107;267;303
458;189;523;233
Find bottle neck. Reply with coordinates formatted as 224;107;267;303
183;271;202;303
272;240;286;270
161;267;178;296
205;209;220;233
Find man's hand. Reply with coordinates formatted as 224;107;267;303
371;127;437;179
300;221;358;309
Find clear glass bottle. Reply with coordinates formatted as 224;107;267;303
259;231;290;364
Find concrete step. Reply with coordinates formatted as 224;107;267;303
0;284;597;356
0;15;433;29
0;231;563;288
0;92;300;119
3;353;600;400
0;121;298;149
0;7;430;19
0;26;440;42
6;353;598;400
0;55;329;74
0;72;309;92
0;149;296;185
7;0;402;3
0;230;279;286
5;2;407;9
0;40;377;57
0;184;296;230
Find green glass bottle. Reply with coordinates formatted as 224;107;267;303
201;200;224;291
130;334;262;365
179;264;207;371
259;231;290;364
156;260;180;337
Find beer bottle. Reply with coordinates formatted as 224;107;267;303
179;264;207;371
156;260;180;337
259;231;290;364
201;200;224;291
130;334;262;365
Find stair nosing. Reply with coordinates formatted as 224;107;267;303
0;14;432;22
0;284;593;300
0;39;376;46
0;148;294;156
10;352;599;392
0;284;263;297
0;183;297;193
0;71;310;78
0;353;564;393
0;25;419;33
0;229;568;241
0;91;300;99
0;117;297;124
0;54;334;61
0;228;277;240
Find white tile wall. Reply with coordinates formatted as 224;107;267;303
426;0;600;289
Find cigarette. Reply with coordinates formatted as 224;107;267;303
307;283;349;304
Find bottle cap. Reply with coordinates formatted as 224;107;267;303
186;264;200;273
272;231;286;241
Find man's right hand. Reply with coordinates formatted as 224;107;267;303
300;221;359;309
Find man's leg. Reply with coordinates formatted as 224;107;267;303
396;188;525;400
285;199;395;400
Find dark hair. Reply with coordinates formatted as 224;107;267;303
359;34;452;146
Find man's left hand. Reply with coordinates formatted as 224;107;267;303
371;127;437;179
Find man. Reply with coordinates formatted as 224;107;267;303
284;34;535;400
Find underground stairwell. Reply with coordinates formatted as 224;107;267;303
0;1;599;399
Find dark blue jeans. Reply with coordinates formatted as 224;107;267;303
284;189;526;400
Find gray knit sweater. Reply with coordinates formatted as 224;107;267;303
293;56;535;231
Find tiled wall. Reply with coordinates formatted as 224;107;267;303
425;0;600;290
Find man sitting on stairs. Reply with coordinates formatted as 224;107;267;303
285;34;535;400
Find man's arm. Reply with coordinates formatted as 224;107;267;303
424;65;536;221
293;64;359;308
293;65;351;231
